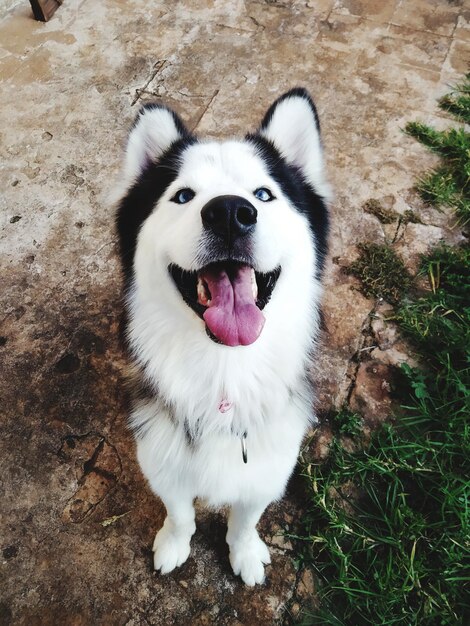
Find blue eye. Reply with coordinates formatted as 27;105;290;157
254;187;274;202
171;188;195;204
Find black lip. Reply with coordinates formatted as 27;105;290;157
168;261;281;320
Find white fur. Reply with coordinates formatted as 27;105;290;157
124;106;183;186
259;95;331;200
121;93;327;585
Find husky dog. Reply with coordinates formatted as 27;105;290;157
116;88;329;586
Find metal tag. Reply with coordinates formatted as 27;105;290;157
241;432;248;464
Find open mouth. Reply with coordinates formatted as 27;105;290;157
169;261;281;346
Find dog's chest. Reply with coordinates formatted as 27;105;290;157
128;295;307;438
151;336;294;438
136;389;309;506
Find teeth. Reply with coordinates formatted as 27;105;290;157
251;268;258;300
197;277;211;306
197;277;205;300
198;271;257;305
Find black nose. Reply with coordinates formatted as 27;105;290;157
201;195;257;243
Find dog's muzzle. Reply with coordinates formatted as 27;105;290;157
169;196;280;347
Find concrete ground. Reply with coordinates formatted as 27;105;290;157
1;1;468;624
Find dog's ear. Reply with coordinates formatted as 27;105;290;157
124;104;191;184
258;88;328;196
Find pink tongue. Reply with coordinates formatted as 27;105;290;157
201;265;265;347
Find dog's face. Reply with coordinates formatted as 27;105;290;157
117;89;329;347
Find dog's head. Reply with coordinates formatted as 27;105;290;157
117;89;329;347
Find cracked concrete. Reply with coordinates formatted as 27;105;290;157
1;0;469;624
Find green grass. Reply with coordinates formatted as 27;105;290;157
296;248;470;626
293;78;470;625
397;247;470;361
438;73;470;124
405;74;470;225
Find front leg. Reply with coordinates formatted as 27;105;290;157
152;491;196;574
226;500;271;586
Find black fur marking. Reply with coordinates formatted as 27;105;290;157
246;134;329;277
259;87;321;135
126;367;180;440
116;135;197;289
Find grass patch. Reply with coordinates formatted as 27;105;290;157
438;73;470;124
405;74;470;225
296;247;470;626
332;407;363;438
397;246;470;361
403;209;422;225
363;199;398;224
362;199;422;227
294;77;470;625
346;243;411;304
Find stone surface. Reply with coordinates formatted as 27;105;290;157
349;360;394;425
1;0;468;624
295;567;317;608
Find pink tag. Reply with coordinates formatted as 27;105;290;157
219;399;233;413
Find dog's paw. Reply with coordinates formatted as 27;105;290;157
153;524;192;574
229;534;271;586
